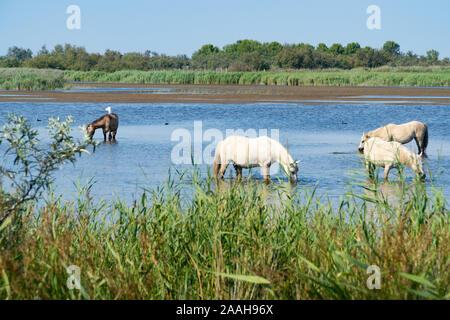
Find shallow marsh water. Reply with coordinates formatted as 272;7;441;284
0;100;449;206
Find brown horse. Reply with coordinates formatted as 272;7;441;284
87;112;119;141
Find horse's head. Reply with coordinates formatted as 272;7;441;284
358;132;369;154
412;155;426;181
86;124;95;138
288;160;300;183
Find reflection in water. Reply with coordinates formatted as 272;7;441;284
363;180;414;206
214;177;297;210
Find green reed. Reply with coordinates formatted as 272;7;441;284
64;67;450;87
1;67;449;90
0;68;70;90
0;166;448;300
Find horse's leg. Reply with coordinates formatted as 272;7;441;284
219;162;229;180
102;129;107;141
262;165;271;182
383;165;391;182
413;136;422;156
112;131;117;140
233;164;242;179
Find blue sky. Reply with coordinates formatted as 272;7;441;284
0;0;449;58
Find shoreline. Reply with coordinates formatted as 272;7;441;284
1;83;450;105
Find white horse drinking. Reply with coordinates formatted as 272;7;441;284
212;136;299;183
358;121;428;157
362;137;425;181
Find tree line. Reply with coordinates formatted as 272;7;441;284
1;40;448;72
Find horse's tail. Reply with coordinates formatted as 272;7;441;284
212;142;222;179
421;123;429;158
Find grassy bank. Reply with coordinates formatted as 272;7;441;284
0;168;448;299
1;67;450;90
0;68;69;90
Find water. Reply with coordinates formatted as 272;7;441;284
0;101;449;205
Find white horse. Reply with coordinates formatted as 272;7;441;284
212;136;299;183
362;137;425;181
358;121;428;157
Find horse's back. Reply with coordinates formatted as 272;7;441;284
365;137;413;164
219;135;279;166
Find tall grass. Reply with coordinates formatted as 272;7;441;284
0;68;69;90
0;167;448;299
1;67;449;90
64;67;450;87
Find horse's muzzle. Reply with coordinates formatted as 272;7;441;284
357;147;364;154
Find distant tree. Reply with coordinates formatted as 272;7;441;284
120;53;148;70
239;52;269;71
0;40;434;72
53;44;64;56
193;44;220;57
191;51;231;70
274;47;303;69
292;43;314;51
6;46;32;61
426;49;439;63
344;42;361;55
329;43;344;55
223;40;264;58
357;47;390;68
382;41;400;55
316;43;328;51
191;44;223;69
37;45;49;56
96;49;122;72
144;50;159;58
263;42;283;58
406;50;417;58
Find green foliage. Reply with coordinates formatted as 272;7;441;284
192;44;220;58
316;43;328;52
383;41;401;55
0;114;96;226
6;46;32;62
329;43;345;55
223;39;265;58
356;47;391;68
345;42;361;55
426;50;440;63
1;41;448;72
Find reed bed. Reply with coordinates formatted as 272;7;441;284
0;68;69;90
1;68;449;90
0;168;448;300
64;68;450;87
